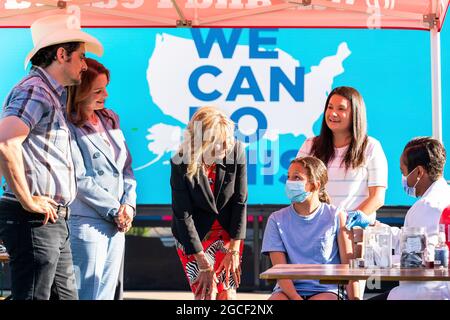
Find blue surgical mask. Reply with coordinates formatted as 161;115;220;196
285;180;311;203
401;167;420;198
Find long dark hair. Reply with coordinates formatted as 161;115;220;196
67;58;117;130
310;86;368;170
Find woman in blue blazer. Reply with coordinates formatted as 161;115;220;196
67;58;137;300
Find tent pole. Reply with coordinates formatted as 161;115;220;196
430;28;443;142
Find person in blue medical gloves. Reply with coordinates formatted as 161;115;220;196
297;87;388;298
297;86;388;229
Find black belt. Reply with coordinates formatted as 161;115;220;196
2;194;70;217
56;205;70;220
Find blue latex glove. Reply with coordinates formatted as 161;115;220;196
345;210;372;230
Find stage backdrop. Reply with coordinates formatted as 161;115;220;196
0;27;449;206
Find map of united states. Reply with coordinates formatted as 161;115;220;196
135;33;350;170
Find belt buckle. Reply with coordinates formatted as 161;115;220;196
57;205;69;220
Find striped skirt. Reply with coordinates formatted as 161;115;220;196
176;220;244;294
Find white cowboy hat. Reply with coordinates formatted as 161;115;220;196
24;14;103;69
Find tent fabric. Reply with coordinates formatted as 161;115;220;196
0;0;449;31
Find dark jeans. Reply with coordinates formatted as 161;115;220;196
0;199;78;300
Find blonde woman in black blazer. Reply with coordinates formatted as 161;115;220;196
170;106;248;300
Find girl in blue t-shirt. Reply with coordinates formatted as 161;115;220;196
261;156;359;300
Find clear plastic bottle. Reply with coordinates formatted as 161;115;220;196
400;226;427;268
434;225;449;269
364;226;392;268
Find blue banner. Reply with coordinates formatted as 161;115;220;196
1;26;449;206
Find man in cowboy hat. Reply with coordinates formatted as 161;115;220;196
0;14;103;300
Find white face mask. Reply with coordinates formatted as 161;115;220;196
285;180;311;203
401;167;420;198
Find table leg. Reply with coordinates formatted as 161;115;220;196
320;280;347;300
337;284;343;300
0;262;3;298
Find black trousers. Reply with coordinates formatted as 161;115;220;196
0;199;78;300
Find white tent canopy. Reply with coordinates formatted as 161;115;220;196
1;0;448;141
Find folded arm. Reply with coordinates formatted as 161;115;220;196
0;116;31;206
0;116;57;222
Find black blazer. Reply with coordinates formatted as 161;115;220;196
170;141;248;255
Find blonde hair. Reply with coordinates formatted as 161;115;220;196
290;156;331;204
179;107;236;179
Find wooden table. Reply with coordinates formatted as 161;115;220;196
260;264;450;299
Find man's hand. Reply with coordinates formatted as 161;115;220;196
22;196;59;224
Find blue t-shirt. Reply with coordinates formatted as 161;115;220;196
261;203;341;296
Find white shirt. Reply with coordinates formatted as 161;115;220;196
388;178;450;300
297;136;388;211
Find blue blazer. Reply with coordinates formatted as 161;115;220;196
68;109;137;222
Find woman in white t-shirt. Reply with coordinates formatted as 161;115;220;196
297;86;388;229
